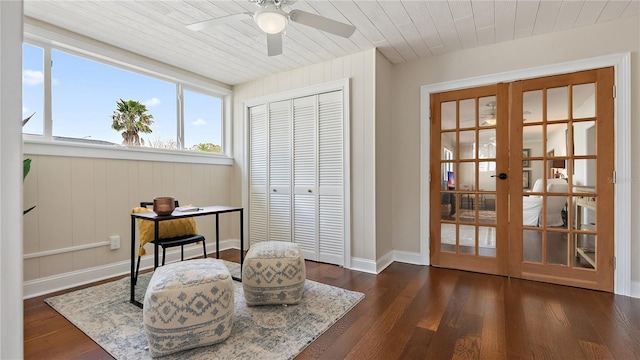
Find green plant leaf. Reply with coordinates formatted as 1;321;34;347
23;158;31;181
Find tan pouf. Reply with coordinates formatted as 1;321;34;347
242;241;306;305
143;259;234;357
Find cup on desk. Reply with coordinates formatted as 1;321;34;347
153;196;175;216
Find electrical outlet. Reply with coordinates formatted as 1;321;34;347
109;235;120;250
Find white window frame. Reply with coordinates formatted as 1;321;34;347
23;19;233;165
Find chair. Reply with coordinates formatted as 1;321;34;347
134;200;206;284
522;178;568;227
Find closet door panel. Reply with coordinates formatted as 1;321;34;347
319;195;344;264
249;105;268;244
268;100;292;242
293;95;318;259
318;90;344;265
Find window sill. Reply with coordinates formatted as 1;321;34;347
23;139;233;165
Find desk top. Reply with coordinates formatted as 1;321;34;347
131;205;243;220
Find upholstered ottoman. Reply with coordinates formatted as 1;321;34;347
143;259;234;357
242;241;306;305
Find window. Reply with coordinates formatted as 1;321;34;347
183;89;222;153
22;43;44;135
51;50;176;146
22;39;228;158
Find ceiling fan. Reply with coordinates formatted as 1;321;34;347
480;101;532;125
186;0;357;56
480;101;498;126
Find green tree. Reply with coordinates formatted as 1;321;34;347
190;143;221;153
111;99;154;146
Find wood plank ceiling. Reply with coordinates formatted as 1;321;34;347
23;0;639;86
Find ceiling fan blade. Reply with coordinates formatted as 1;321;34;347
267;33;283;56
186;13;252;31
288;9;356;38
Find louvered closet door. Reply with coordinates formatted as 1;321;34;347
318;91;344;265
268;100;292;242
249;104;268;244
293;95;318;260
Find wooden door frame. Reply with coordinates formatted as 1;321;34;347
419;53;632;296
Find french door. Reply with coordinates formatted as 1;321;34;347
430;84;510;276
430;67;615;291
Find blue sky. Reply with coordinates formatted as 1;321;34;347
22;43;221;149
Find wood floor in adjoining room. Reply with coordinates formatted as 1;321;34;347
24;249;640;360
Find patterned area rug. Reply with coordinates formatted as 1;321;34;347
45;261;364;360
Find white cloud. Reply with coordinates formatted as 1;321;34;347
23;70;44;86
143;97;161;107
193;118;207;126
22;106;30;116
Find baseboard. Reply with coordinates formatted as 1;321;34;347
376;251;394;273
631;280;640;299
349;257;378;274
350;250;424;275
23;239;239;299
392;250;423;265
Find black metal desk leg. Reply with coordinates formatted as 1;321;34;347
154;221;160;269
240;209;244;271
215;214;220;259
130;216;135;304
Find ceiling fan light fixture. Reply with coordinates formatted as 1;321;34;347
254;7;288;34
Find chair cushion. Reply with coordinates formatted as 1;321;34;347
132;207;198;256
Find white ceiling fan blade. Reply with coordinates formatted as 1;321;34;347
288;9;356;38
266;33;283;56
186;13;252;31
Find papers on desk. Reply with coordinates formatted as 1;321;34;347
176;206;199;212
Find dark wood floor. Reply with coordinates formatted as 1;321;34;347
24;249;640;359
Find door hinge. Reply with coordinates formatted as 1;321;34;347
612;171;617;184
613;85;616;98
428;172;431;183
613;256;616;270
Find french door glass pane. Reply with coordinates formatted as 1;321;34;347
459;99;475;128
459;225;476;254
572;121;596;156
547;86;569;121
523;90;543;123
441;223;456;252
459;130;475;159
523;230;543;263
479;96;496;127
441;132;456;159
441;101;456;130
479;226;496;257
572;83;595;119
547;231;568;265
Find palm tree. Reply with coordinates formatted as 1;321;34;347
111;99;154;146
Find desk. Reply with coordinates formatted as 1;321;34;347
130;205;243;307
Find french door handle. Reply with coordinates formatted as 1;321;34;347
491;173;508;180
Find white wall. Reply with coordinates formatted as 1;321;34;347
0;1;25;357
375;50;394;261
233;49;379;268
391;16;639;284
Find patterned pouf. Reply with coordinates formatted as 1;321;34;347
242;241;306;305
143;258;234;357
